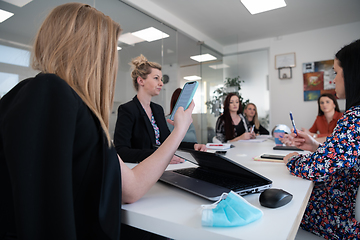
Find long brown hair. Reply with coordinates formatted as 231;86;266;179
222;93;242;141
32;3;122;145
169;88;182;114
130;54;162;91
244;103;259;129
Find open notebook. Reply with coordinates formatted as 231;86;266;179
159;148;272;201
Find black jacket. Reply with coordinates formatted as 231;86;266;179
0;73;121;240
114;96;194;163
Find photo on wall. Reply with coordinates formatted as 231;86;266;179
302;60;336;101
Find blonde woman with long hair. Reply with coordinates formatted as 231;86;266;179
243;103;269;135
0;3;193;239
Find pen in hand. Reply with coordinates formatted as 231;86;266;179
289;111;298;136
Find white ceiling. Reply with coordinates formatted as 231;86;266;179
128;0;360;51
1;0;360;65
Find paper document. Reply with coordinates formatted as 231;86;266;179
206;143;232;150
237;138;267;143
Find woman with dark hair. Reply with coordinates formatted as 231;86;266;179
283;39;360;239
302;93;342;141
215;93;255;142
166;88;198;142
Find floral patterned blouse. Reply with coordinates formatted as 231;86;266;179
286;105;360;239
150;114;161;146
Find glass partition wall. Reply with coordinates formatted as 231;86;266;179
0;0;205;141
0;0;269;144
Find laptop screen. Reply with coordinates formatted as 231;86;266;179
176;149;271;183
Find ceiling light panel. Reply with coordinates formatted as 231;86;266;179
132;27;169;42
2;0;33;7
241;0;286;15
118;33;145;45
184;75;201;81
190;54;217;62
209;64;230;69
0;9;14;23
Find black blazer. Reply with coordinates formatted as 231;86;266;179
0;73;121;240
114;96;194;163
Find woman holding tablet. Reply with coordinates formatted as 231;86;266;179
283;39;360;239
166;88;198;142
114;55;206;164
0;3;195;239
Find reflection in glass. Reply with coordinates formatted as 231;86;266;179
0;45;30;67
0;72;18;98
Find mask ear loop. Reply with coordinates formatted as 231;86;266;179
201;192;228;209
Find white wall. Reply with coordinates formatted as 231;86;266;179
225;21;360;132
224;50;269;120
110;21;360;139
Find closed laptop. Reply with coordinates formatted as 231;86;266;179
159;149;272;201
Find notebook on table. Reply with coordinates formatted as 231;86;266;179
159;148;272;201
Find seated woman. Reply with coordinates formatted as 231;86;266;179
302;93;342;142
215;93;255;143
114;55;206;164
283;39;360;239
281;93;342;146
166;88;198;143
0;3;194;239
243;102;269;135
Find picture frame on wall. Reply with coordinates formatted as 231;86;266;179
278;67;292;79
275;52;296;69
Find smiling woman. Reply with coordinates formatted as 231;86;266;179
215;93;256;142
243;102;269;135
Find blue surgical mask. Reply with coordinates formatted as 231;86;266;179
201;191;263;227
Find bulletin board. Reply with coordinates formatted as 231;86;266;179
302;59;336;101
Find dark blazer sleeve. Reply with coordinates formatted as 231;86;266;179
114;98;195;163
1;74;80;239
258;124;269;135
114;99;157;163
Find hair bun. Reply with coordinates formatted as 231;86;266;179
131;54;148;68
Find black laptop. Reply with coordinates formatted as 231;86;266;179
159;148;272;201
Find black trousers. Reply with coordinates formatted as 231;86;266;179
120;224;168;240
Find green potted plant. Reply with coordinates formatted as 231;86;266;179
205;76;249;116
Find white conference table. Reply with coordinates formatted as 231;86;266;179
122;138;314;240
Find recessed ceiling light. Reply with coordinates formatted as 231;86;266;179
132;27;169;42
184;75;201;81
241;0;286;15
190;54;217;62
0;9;14;23
2;0;33;7
118;33;145;45
209;64;230;69
117;46;122;51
